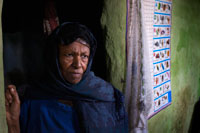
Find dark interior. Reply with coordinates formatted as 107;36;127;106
2;0;107;87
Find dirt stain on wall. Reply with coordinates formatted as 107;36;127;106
172;86;193;133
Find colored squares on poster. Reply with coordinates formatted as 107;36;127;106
154;81;171;99
153;49;170;62
154;1;171;14
153;27;170;38
153;71;170;87
154;14;171;25
153;38;170;50
154;92;171;111
153;60;170;75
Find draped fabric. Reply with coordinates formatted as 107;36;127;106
43;0;59;36
22;22;128;132
125;0;148;132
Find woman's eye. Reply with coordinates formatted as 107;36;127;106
81;55;89;59
65;53;73;57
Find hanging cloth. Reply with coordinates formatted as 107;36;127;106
43;0;59;35
125;0;148;132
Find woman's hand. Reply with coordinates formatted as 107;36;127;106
5;85;20;133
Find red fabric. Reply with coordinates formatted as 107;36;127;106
43;0;59;35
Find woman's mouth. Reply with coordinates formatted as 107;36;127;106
70;73;82;78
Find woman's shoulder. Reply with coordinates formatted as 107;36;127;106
86;71;125;100
86;72;114;88
89;72;124;93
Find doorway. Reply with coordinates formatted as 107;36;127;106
2;0;107;87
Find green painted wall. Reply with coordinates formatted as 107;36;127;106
148;0;200;132
0;0;8;132
101;0;127;91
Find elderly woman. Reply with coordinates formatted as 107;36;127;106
5;22;128;133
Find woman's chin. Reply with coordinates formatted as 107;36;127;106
67;77;82;84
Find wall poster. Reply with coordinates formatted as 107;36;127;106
149;0;172;118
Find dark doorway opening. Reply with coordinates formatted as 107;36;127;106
2;0;107;87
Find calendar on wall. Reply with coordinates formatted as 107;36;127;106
150;0;172;118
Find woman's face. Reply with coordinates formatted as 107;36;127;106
58;41;90;84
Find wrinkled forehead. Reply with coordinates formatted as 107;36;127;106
74;38;90;49
58;37;90;50
58;41;90;54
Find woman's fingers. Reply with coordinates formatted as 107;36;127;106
5;89;13;104
5;85;21;133
5;85;20;105
5;97;9;107
9;87;20;104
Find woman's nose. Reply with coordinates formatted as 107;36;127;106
73;56;81;68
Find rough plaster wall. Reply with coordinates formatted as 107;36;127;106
101;0;126;91
0;0;8;132
148;0;200;132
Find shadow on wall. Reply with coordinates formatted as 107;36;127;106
188;97;200;133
